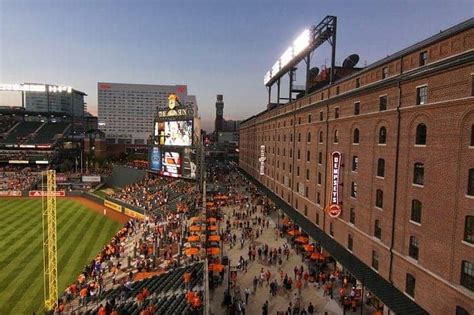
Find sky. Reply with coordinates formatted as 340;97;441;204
0;0;472;132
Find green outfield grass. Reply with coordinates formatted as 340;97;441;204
0;198;122;314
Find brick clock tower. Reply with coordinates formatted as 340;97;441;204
215;94;224;134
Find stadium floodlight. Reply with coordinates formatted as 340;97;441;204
293;29;311;56
264;71;272;85
280;46;294;69
272;61;280;78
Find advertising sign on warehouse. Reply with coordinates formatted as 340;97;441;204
327;151;342;218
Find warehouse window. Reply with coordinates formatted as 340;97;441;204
374;220;381;239
329;222;334;236
318;172;322;185
416;86;428;105
306;150;310;162
298;133;301;142
352;155;359;172
318;152;323;164
465;216;474;244
315;212;320;226
297;150;300;160
376;189;384;208
335;107;340;119
336;86;340;95
461;261;474;291
382;67;389;79
354;102;360;115
308;114;312;123
307;132;311;143
351;182;357;198
379;95;387;111
290;134;293;142
350;208;355;224
334;130;339;144
290;149;292;158
413;163;424;186
353;128;360;144
355;78;360;88
320;111;324;121
305;186;308;197
348;234;353;251
296;166;299;176
304;205;308;216
471;125;474;146
317;192;321;204
409;236;419;260
419;51;428;66
415;123;427;145
456;306;470;315
319;131;323;143
411;200;422;224
379;127;387;144
306;169;310;180
468;169;474;196
298;117;301;125
377;158;385;177
372;250;379;270
406;274;416;298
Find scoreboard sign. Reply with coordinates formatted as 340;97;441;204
327;151;342;218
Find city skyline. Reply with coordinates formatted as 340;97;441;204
0;0;471;131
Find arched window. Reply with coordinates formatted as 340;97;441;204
353;128;360;144
379;127;387;144
307;132;311;143
376;189;384;208
298;133;301;142
334;130;339;144
415;123;427;145
413;163;424;186
319;131;323;143
377;158;385;177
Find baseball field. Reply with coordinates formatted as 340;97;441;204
0;197;124;314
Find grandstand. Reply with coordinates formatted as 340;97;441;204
77;262;205;314
25;122;71;145
3;121;43;144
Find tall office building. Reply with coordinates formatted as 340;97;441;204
24;84;86;117
97;82;193;144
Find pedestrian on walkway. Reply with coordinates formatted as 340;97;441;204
262;300;269;315
307;302;314;315
245;288;250;304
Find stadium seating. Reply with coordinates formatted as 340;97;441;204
78;262;204;314
26;122;70;144
2;121;42;144
0;116;18;133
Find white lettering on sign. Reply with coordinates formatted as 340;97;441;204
259;145;266;175
331;151;342;205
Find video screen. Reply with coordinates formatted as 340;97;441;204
149;146;161;171
164;120;192;146
182;147;197;179
161;151;181;178
154;122;165;145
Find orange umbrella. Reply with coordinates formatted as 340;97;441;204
207;217;217;223
207;225;217;231
295;236;309;244
185;248;199;256
209;235;221;242
187;235;200;242
287;229;301;236
303;244;314;252
189;225;201;232
190;217;201;222
310;252;325;260
206;247;220;255
209;263;224;272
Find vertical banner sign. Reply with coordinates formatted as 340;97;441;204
327;151;342;218
259;145;266;175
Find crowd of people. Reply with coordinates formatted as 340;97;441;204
0;168;40;191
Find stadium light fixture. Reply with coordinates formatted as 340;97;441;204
280;47;294;69
293;29;311;56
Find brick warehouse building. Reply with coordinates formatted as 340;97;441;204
239;19;473;314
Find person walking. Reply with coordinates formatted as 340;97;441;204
262;300;269;315
245;288;250;304
307;302;315;315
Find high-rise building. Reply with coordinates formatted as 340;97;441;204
23;84;86;117
239;19;473;314
215;94;224;133
97;82;193;144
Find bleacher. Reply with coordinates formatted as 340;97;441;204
2;121;42;144
79;262;204;315
0;116;18;133
26;122;70;144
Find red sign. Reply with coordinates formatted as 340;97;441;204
29;190;66;197
99;83;111;90
0;190;22;197
177;86;186;93
327;204;342;218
